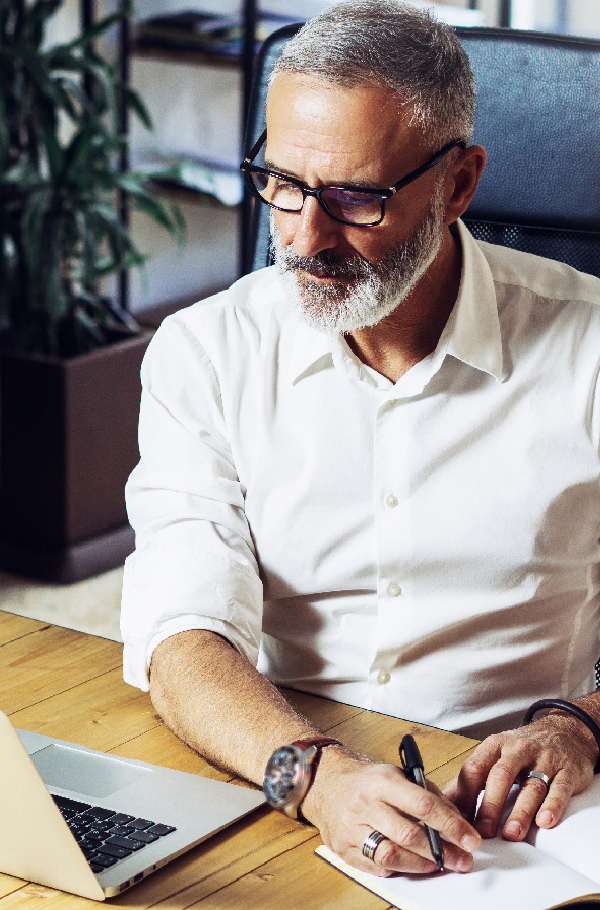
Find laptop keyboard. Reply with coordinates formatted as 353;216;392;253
52;794;177;874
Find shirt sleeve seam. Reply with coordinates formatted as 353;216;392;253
170;313;226;419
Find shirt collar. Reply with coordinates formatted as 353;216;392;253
447;218;504;382
289;321;335;385
287;218;504;387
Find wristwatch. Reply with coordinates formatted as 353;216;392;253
263;736;342;819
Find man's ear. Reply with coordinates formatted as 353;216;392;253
443;144;486;225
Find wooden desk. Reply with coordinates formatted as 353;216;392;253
0;612;478;909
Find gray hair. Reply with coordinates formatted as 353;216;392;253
269;0;476;146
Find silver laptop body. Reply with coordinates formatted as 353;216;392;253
0;710;265;899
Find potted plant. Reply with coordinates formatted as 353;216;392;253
0;0;184;582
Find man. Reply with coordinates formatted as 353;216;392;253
121;0;600;878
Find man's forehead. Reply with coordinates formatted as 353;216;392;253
265;73;428;176
267;72;411;123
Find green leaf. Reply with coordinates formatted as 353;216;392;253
36;122;64;182
19;45;63;107
0;83;8;164
52;78;80;121
21;189;52;273
0;0;185;355
42;222;69;323
65;12;124;50
24;0;63;46
120;85;153;131
1;160;45;188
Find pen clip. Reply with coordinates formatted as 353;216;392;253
399;734;423;781
399;738;410;776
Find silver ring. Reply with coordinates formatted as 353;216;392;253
525;770;551;790
362;830;386;862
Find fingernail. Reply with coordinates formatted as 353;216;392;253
461;832;482;852
476;818;494;838
504;820;521;839
537;810;553;826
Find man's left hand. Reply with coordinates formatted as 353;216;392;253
445;712;598;842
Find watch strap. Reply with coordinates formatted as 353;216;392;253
290;737;342;820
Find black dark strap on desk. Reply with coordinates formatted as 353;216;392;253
522;698;600;774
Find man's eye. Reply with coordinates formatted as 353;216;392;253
266;178;303;207
271;177;297;192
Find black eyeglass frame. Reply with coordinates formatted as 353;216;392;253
240;129;466;227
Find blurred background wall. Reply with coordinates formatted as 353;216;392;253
46;0;600;322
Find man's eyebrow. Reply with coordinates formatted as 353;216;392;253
262;159;385;191
263;158;302;178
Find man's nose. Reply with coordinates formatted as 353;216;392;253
291;196;340;258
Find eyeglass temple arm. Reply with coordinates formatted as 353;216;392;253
242;128;268;167
390;139;466;194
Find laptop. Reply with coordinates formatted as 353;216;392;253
0;710;265;900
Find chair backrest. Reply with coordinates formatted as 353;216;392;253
243;24;600;278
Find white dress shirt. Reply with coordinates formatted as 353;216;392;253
122;220;600;739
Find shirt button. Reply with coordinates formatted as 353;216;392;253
385;494;398;508
387;582;401;597
377;669;391;685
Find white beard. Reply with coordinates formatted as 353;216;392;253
271;186;445;334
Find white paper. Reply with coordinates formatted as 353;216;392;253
526;775;600;887
317;779;600;910
317;840;600;910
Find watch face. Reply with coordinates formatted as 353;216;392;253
263;745;306;808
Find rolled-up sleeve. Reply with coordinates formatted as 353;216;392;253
121;313;263;691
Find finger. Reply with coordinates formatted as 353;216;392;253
426;777;461;805
353;820;475;876
450;740;503;823
429;777;482;839
534;769;577;830
474;752;529;838
367;799;479;873
501;773;554;841
442;773;459;804
347;837;440;877
382;774;481;854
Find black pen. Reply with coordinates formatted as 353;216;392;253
399;734;445;872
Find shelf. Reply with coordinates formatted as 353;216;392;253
138;152;243;208
148;179;241;208
132;8;296;70
131;40;242;69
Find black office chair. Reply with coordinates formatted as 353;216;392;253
242;23;600;689
243;24;600;279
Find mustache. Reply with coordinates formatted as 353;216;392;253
278;248;372;280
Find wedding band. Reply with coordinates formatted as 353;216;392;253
525;770;551;790
362;830;386;861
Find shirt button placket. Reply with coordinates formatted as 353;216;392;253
372;396;409;712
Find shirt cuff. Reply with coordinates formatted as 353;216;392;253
120;543;263;691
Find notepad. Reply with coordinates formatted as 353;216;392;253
316;776;600;910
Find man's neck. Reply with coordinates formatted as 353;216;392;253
344;228;462;384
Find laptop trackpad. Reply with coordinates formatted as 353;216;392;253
31;744;150;797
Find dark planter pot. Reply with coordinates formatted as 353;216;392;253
0;330;152;583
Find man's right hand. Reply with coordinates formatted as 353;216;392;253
301;747;482;877
150;631;481;877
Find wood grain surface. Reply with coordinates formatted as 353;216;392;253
0;613;478;909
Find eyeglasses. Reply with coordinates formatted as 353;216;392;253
240;129;465;228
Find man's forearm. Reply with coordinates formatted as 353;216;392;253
554;690;600;764
149;629;324;785
149;628;482;878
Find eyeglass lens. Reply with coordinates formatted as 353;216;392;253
250;171;382;225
